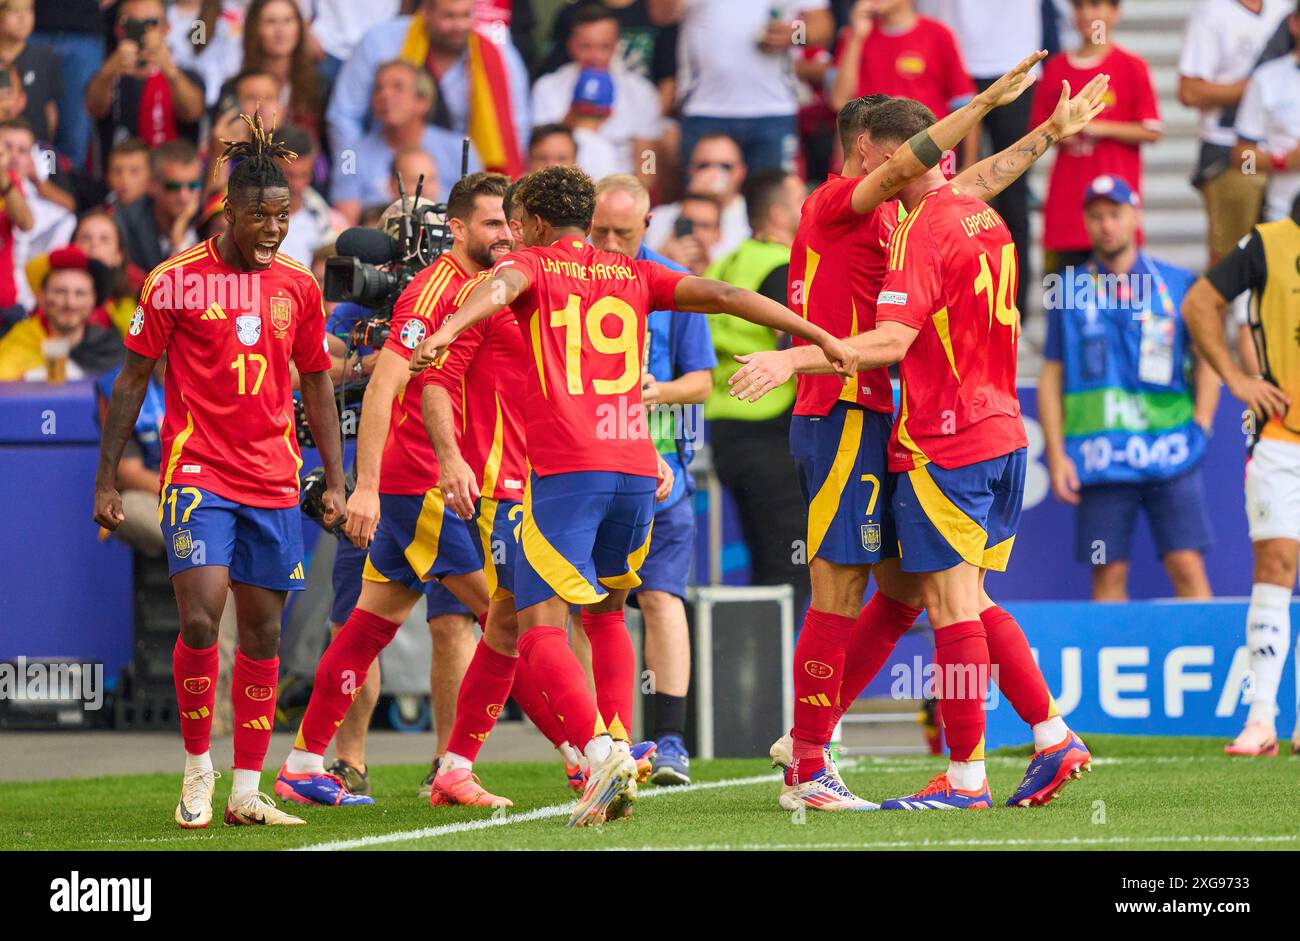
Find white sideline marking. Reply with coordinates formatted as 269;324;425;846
598;835;1300;852
292;771;781;851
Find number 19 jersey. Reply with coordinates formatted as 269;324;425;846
495;238;688;479
876;185;1027;471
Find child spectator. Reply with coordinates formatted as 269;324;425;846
104;138;151;210
1031;0;1161;272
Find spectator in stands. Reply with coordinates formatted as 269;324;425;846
104;138;150;210
1039;176;1217;601
702;168;810;612
831;1;978;165
1;118;74;309
527;122;579;170
0;109;30;324
328;0;531;177
389;145;442;206
0;246;122;380
95;354;166;555
649;0;833;175
1178;0;1290;268
1031;0;1161;273
918;0;1040;312
308;0;402;90
29;0;105;169
165;0;244;108
646;133;749;260
241;0;323;144
532;6;665;183
654;191;722;274
589;173;716;785
541;0;678;93
115;139;202;273
84;0;206;161
0;0;58;146
331;59;477;221
277;126;337;266
1233;5;1300;225
72;210;142;337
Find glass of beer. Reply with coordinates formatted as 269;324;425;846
42;337;70;385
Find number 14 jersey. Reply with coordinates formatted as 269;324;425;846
494;238;687;478
876;185;1028;472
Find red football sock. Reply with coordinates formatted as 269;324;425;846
295;608;400;755
982;605;1055;726
510;655;569;748
832;592;923;727
446;639;517;761
173;637;218;756
933;620;990;763
581;609;635;742
516;625;600;748
791;607;855;773
231;649;279;772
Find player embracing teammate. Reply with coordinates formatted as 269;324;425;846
410;166;858;825
732;70;1112;808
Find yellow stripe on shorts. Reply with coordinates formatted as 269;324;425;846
519;479;605;605
404;489;446;582
906;464;987;568
805;408;864;559
598;519;655;590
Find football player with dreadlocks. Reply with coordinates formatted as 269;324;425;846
94;111;347;828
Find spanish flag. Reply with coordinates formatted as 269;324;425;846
400;13;524;178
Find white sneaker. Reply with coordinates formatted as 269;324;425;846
779;772;878;812
225;790;306;826
567;751;636;828
175;767;219;829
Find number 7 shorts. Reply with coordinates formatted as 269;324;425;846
160;485;306;590
790;402;898;565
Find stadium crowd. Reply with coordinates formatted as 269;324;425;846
5;0;1300;805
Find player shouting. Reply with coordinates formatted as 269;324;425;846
94;114;347;828
409;166;857;826
734;96;1100;810
737;65;1109;810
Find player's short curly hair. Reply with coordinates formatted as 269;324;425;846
511;166;596;230
837;93;892;152
861;97;938;149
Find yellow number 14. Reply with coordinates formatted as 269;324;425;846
973;242;1019;334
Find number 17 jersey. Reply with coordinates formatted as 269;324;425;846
494;237;688;478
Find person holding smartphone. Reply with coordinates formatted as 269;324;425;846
84;0;205;169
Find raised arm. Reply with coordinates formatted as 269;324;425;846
955;74;1110;203
850;49;1047;215
672;275;857;377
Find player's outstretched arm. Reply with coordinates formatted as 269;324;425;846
851;49;1047;215
421;382;480;522
299;368;346;530
672;275;858;378
729;321;918;403
93;350;157;530
410;268;527;372
955;74;1109;203
1182;276;1290;421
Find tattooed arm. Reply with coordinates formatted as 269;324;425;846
954;73;1110;203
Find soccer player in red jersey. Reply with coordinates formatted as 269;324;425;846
729;68;1108;811
410;166;857;826
93;117;346;828
273;174;536;809
740;98;1096;809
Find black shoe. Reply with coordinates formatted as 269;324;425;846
327;759;370;796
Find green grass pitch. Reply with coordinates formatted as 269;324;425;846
3;735;1297;851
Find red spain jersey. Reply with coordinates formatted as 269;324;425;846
496;237;688;478
836;16;975;120
876;185;1027;471
380;253;473;495
125;240;332;507
791;174;900;417
421;271;530;501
